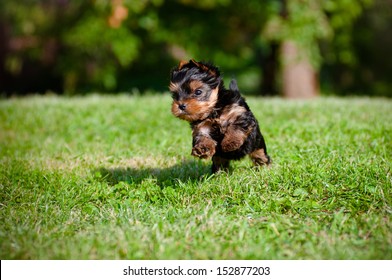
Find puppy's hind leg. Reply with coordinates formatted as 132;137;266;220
249;148;271;167
250;127;271;167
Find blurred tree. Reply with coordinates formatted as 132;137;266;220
322;0;392;96
263;0;373;98
153;0;270;92
0;0;388;97
0;0;162;94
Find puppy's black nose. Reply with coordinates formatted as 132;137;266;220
179;104;186;111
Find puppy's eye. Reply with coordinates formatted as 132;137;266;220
171;92;179;100
194;89;203;96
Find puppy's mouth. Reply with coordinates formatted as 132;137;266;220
171;103;195;121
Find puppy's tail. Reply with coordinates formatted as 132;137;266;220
229;79;240;93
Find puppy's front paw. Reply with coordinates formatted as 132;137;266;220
221;136;243;152
191;140;216;159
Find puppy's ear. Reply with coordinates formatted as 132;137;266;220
190;59;200;67
190;59;219;77
178;60;189;70
177;59;203;71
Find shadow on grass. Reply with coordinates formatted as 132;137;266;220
95;160;211;187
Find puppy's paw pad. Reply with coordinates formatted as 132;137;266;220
191;144;215;159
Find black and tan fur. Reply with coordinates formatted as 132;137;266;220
170;59;271;173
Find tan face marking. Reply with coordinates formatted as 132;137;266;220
189;80;205;93
171;87;218;122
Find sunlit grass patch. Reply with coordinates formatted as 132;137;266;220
0;95;391;259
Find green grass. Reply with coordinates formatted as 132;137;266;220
0;94;391;259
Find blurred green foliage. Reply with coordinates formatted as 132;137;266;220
0;0;390;96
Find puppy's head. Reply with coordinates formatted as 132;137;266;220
169;59;222;122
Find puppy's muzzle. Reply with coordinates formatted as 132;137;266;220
178;103;187;111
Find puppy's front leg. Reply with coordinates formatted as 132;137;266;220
191;120;217;159
221;112;256;153
221;126;248;152
192;136;216;159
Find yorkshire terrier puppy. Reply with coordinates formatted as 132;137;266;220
170;59;271;173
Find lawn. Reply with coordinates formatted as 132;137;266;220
0;94;391;259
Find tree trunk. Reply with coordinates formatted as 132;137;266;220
281;40;318;98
